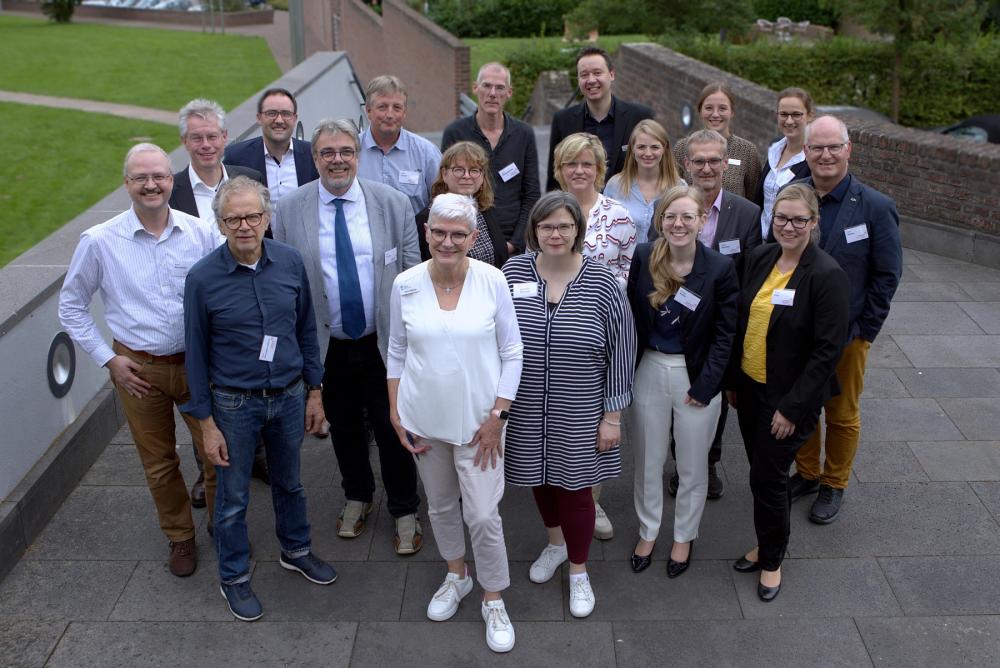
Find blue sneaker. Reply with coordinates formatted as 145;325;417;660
220;581;263;621
279;551;338;585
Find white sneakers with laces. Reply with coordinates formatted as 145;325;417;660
529;543;568;583
593;502;614;540
481;599;516;652
569;575;596;618
426;570;473;621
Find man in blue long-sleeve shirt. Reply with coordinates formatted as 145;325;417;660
182;176;337;622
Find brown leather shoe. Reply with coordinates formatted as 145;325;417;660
190;472;206;509
169;538;197;577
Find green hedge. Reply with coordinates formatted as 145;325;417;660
505;42;577;118
663;35;1000;127
750;0;837;25
428;0;573;38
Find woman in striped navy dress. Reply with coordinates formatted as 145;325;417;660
502;191;637;619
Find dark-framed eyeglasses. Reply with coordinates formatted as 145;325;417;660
805;143;848;156
318;148;356;161
772;213;814;229
221;212;266;230
688;158;724;169
261;109;296;120
448;166;483;178
428;228;470;243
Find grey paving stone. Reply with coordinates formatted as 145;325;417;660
908;263;1000;283
879;556;1000;615
859;399;963;442
892;335;1000;367
868;336;913;368
938;399;1000;441
108;560;236;622
0;620;67;668
894;367;1000;398
298;440;338;488
0;560;135;621
612;618;872;667
851;442;930;483
909;441;1000;481
350;621;616;667
882;302;984;335
958;282;1000;301
970;482;1000;522
891;281;973;302
788;482;1000;558
862;368;910;398
906;249;967;265
81;444;201;487
46;621;357;667
857;615;1000;667
957;301;1000;334
735;557;901;618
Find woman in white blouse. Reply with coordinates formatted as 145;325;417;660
386;193;523;653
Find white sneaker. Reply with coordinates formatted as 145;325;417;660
529;543;568;583
569;575;596;618
593;502;614;540
426;571;473;621
481;599;515;653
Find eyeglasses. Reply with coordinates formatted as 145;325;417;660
778;111;806;121
478;83;509;93
127;173;171;185
448;166;483;178
772;213;814;229
662;212;699;224
537;223;576;236
805;143;848;156
428;229;470;243
564;161;596;171
318;148;356;161
688;157;724;169
221;212;266;229
261;109;296;120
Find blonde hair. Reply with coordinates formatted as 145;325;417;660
553;132;607;191
773;183;822;243
613;119;682;199
431;141;495;210
648;185;705;309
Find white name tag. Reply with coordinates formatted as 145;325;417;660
399;170;420;185
498;162;520;182
845;224;869;243
718;239;741;255
771;289;795;306
384;247;398;265
621;144;629;152
675;286;701;311
512;281;538;298
399;283;419;296
172;262;192;277
728;158;742;166
259;335;278;362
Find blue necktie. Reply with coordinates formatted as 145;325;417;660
333;198;366;339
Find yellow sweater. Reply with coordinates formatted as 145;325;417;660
741;265;792;383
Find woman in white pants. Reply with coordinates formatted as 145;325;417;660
387;193;523;653
626;185;739;577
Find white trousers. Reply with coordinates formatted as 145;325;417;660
630;351;721;543
414;438;510;592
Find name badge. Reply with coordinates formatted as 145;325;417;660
674;286;701;311
727;158;742;166
845;224;869;244
771;289;795;306
259;335;278;362
499;162;520;182
399;170;420;185
718;239;741;255
399;283;419;296
621;144;629;152
172;262;192;277
384;247;398;265
512;281;538;298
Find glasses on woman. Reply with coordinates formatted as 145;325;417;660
448;166;483;178
661;212;699;224
537;222;576;236
772;213;814;229
777;111;805;121
221;212;266;229
428;228;469;243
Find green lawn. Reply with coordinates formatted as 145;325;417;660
0;14;280;111
0;102;181;266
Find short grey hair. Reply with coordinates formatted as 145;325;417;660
685;129;728;156
429;193;477;232
476;62;511;87
212;175;272;226
804;115;850;144
123;142;171;177
311;118;360;156
179;98;226;137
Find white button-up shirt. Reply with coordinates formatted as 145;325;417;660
761;137;806;238
188;163;229;222
264;139;300;203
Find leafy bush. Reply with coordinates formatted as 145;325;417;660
41;0;81;22
505;42;577;117
428;0;574;38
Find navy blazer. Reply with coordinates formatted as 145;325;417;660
168;164;265;217
728;242;850;425
628;241;739;405
223;136;319;189
546;96;654;192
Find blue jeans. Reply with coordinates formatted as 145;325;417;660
212;379;311;584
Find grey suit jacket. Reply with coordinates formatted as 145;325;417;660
271;177;421;363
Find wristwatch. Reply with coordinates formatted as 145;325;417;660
306;384;323;392
491;408;509;421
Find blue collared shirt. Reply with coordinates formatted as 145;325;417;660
816;173;853;243
181;239;324;420
358;127;441;214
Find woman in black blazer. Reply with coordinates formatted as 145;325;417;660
727;183;849;602
626;185;739;577
414;141;508;268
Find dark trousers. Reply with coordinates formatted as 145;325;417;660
736;373;820;572
532;484;595;565
323;334;419;518
671;400;727;467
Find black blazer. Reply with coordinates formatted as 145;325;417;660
414;205;509;269
728;242;850;425
546;95;654;191
752;138;811;210
628;241;739;405
168;164;265;217
223;136;319;188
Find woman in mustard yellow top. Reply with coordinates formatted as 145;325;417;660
724;184;848;602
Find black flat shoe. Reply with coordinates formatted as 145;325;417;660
757;580;781;602
733;557;761;573
666;542;693;579
630;553;652;573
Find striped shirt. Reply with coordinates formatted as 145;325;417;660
502;253;637;490
58;207;221;367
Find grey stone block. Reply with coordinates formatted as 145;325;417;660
971;481;1000;522
0;502;26;585
612;618;872;667
862;369;910;398
894;367;1000;398
909;441;1000;481
893;335;1000;367
0;560;135;621
735;557;901;618
909;263;1000;283
882;302;984;335
891;282;974;302
859;399;963;442
879;556;1000;615
938;398;1000;440
46;621;357;667
958;281;1000;301
857;615;1000;668
906;249;968;265
0;620;68;668
851;442;929;483
109;560;236;622
868;336;913;368
298;441;337;488
958;301;1000;334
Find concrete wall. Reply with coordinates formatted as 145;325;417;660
614;42;1000;266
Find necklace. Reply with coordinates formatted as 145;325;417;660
429;262;466;294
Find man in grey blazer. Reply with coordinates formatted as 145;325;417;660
272;119;424;555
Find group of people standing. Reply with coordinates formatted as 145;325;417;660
56;43;903;654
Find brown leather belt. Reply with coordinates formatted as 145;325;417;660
113;340;185;365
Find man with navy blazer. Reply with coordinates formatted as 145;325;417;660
546;46;654;192
272;118;424;555
788;115;902;524
224;88;319;204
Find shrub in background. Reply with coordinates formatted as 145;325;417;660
428;0;574;38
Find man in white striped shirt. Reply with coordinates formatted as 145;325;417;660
59;143;221;578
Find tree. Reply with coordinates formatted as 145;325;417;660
565;0;754;42
41;0;82;23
